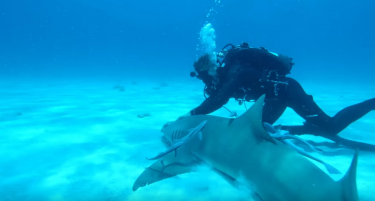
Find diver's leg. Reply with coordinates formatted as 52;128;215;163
287;98;375;136
282;78;375;136
281;123;325;135
328;98;375;132
280;78;335;135
262;98;287;125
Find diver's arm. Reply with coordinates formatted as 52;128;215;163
190;67;241;115
190;93;226;115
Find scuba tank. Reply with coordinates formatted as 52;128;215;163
216;42;294;79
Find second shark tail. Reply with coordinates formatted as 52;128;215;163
337;149;359;201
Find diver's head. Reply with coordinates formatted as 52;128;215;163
193;53;216;73
191;53;218;85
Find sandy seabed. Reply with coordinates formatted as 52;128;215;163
0;79;374;201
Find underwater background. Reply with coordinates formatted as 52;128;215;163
1;0;375;83
1;0;375;201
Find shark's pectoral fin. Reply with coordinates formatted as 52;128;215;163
133;153;201;191
337;149;359;201
146;143;183;160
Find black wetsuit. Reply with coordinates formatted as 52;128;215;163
190;64;375;136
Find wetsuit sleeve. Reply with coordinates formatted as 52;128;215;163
191;66;241;115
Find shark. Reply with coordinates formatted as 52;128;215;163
132;94;359;201
145;120;207;160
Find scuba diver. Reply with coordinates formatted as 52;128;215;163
180;42;375;150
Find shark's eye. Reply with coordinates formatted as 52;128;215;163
161;122;170;130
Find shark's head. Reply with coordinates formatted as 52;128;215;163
160;121;184;146
161;117;207;143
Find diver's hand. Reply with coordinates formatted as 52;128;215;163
162;112;192;129
176;112;191;121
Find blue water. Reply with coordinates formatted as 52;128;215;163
1;0;375;201
1;0;375;82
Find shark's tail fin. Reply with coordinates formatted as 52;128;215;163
337;149;359;201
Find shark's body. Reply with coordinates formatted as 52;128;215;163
133;95;359;201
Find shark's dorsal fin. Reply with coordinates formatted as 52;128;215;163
337;149;359;201
232;94;277;144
